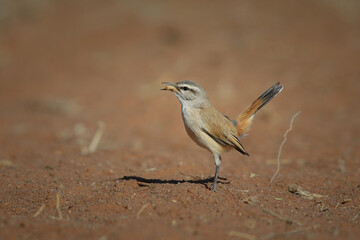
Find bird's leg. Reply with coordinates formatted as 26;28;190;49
210;165;219;191
210;155;221;191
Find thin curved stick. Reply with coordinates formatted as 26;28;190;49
270;111;301;183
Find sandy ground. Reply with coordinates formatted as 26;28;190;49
1;1;360;239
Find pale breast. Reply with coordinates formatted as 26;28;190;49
181;106;225;154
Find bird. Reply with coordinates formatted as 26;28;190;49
161;81;283;191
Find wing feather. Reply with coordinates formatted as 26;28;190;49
200;107;249;156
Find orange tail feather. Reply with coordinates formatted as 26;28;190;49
236;82;283;136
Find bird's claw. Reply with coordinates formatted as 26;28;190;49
209;183;217;192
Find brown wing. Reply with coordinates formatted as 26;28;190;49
200;107;249;156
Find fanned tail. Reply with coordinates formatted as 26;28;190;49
236;82;283;136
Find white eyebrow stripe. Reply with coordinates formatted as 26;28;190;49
178;84;199;92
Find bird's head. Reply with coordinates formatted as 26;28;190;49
161;81;210;108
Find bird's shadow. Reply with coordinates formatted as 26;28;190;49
117;175;230;189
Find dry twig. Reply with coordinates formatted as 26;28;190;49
263;209;302;226
288;184;325;200
178;171;206;181
136;203;149;219
264;228;307;239
270;111;301;183
137;181;151;187
228;231;256;239
50;192;63;220
55;192;63;219
32;204;45;217
178;171;197;178
84;121;106;154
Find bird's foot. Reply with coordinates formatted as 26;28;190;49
209;182;218;192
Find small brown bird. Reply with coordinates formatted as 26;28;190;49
161;81;283;191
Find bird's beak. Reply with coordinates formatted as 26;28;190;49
161;82;180;92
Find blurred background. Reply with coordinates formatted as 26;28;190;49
1;1;360;239
0;0;359;173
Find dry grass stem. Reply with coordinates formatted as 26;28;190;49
341;198;352;204
32;204;45;217
178;171;201;179
136;203;149;219
137;181;151;187
263;209;302;226
228;231;256;240
87;121;106;154
0;159;15;168
288;184;325;200
264;228;307;239
270;111;301;183
50;192;63;220
242;196;258;206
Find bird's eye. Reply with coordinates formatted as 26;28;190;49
181;86;189;91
